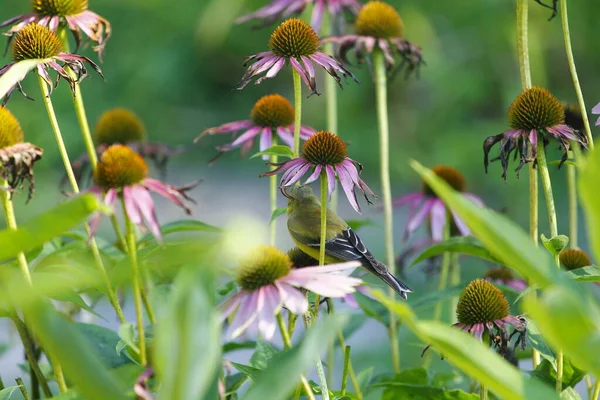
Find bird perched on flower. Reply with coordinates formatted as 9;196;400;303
286;185;413;299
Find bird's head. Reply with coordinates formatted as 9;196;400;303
286;185;319;214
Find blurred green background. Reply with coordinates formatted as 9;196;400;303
1;0;598;387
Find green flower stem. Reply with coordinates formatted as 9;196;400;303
11;316;52;398
52;357;68;392
292;69;302;158
276;313;316;400
592;379;600;400
373;48;400;374
449;253;460;324
0;180;32;286
434;216;451;323
302;311;330;400
567;159;577;248
560;0;594;149
141;286;156;325
536;141;563;392
337;330;363;400
323;15;339;212
16;377;30;400
270;137;278;246
341;345;350;396
37;75;127;324
123;200;147;366
516;0;542;368
480;383;488;400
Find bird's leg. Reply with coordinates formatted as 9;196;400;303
533;0;558;20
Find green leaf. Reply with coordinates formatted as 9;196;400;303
0;195;104;261
548;160;576;167
382;385;478;400
526;318;556;369
241;314;348;400
346;219;379;231
51;292;104;320
20;296;128;400
541;234;569;257
409;237;500;268
559;387;582;400
249;341;279;369
139;219;222;243
231;362;263;381
525;285;600;378
579;149;600;265
355;292;389;326
75;323;132;369
0;59;40;99
567;266;600;282
250;145;294;159
270;207;288;224
0;386;20;400
410;285;464;310
118;323;139;354
223;341;257;353
225;373;248;395
155;265;221;400
411;161;560;287
513;284;540;305
374;290;559;400
531;358;586;390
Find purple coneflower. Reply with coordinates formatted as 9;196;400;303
196;94;315;161
483;267;527;292
88;145;196;241
0;24;103;105
484;86;587;180
237;0;361;34
261;130;375;213
592;102;600;126
238;18;358;95
70;108;186;185
220;245;361;340
423;279;527;357
0;107;43;202
1;0;111;59
322;1;424;77
393;165;483;241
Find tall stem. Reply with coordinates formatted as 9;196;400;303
276;313;316;400
270;138;278;246
302;312;330;400
592;379;600;400
37;77;126;324
123;200;147;366
480;383;488;400
52;358;68;392
312;172;328;317
567;159;577;248
433;218;451;322
324;16;339;212
559;0;594;149
373;48;400;373
536;141;563;392
449;253;460;324
292;69;302;158
516;0;541;368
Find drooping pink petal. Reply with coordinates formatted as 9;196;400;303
592;102;600;115
131;185;162;241
259;127;273;161
450;210;470;237
123;186;142;225
275;282;308;314
392;192;424;208
303;164;322;185
470;323;484;340
299;125;316;140
143;178;188;210
256;286;282;340
219;291;246;320
405;198;434;237
325;165;336;199
228;289;264;339
229;126;263;148
429;200;447;241
276;127;294;148
281;161;312;187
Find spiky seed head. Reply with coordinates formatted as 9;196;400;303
483;267;515;282
250;94;295;128
236;245;292;290
12;24;63;61
268;18;319;58
423;165;465;196
94;145;148;189
95;108;146;145
562;102;584;132
302;131;347;166
0;108;25;149
559;248;591;271
32;0;88;17
456;279;510;325
288;247;318;269
508;87;564;131
355;1;404;39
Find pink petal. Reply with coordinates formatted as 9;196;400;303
406;198;434;236
132;185;162;241
275;282;308;314
123;186;142;225
429;200;447;241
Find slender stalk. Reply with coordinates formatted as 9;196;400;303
559;0;594;149
516;0;541;368
449;253;460;324
586;375;593;399
123;200;147;366
433;217;451;322
292;69;302;158
0;180;32;286
480;383;488;400
592;379;600;400
11;317;52;398
567;158;577;248
269;149;278;245
373;48;400;373
312;172;328;317
337;331;363;399
16;377;30;400
37;76;126;323
341;346;350;396
52;359;67;392
140;287;156;325
276;313;316;400
301;312;329;400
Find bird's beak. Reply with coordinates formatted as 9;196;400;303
281;186;293;200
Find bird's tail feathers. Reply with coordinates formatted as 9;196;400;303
378;270;413;300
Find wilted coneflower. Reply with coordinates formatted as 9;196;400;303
70;108;185;184
423;279;527;357
562;102;585;132
87;145;197;241
196;94;315;161
393;165;484;241
559;248;592;270
237;18;358;95
220;245;361;340
0;24;103;105
261;130;375;213
483;267;527;292
483;87;587;180
237;0;361;34
1;0;111;59
322;1;424;77
0;107;43;202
